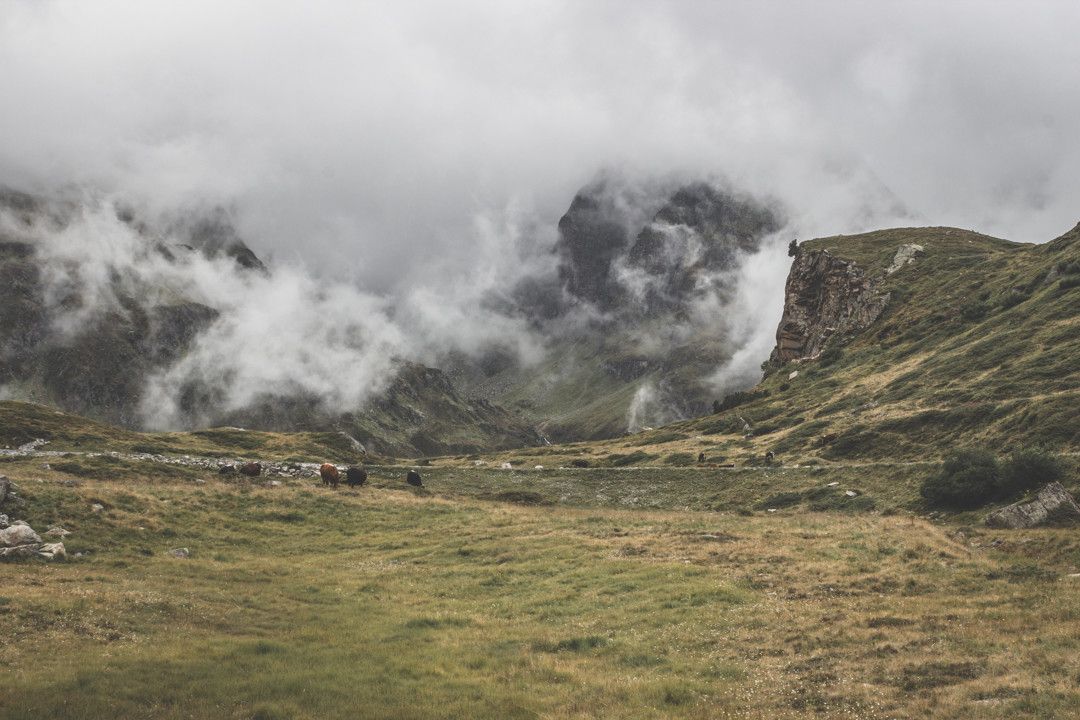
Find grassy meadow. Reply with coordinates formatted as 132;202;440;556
3;456;1080;719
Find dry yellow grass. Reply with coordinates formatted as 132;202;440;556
1;456;1078;718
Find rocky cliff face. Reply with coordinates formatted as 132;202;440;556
463;177;786;439
770;248;889;364
552;179;782;316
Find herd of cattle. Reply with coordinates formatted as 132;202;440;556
219;461;422;489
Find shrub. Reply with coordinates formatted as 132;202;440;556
663;452;696;466
1000;447;1064;496
959;302;989;322
999;289;1029;309
714;391;755;413
920;449;1001;509
818;344;843;367
607;451;655;467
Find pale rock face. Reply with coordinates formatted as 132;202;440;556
37;542;66;561
985;483;1080;529
886;244;926;275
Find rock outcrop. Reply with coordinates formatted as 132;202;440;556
886;243;925;274
985;482;1080;529
770;249;889;364
0;519;66;561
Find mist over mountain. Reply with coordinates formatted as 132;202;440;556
2;0;1079;449
0;174;789;449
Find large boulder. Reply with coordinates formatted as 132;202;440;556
0;518;65;561
985;482;1080;529
0;522;41;547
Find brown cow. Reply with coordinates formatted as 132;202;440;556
239;462;262;477
320;463;340;488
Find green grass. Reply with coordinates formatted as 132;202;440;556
569;224;1080;466
2;456;1079;718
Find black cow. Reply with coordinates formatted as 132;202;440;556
406;470;423;487
346;467;368;487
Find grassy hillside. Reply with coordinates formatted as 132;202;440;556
0;401;374;465
2;454;1079;718
459;225;1079;469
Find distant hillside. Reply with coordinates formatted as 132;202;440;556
449;224;1080;468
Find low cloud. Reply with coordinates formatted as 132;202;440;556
1;1;1076;427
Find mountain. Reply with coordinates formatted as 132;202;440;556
0;188;540;457
450;177;784;441
455;223;1080;469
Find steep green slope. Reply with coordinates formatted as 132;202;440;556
456;224;1079;468
676;224;1079;462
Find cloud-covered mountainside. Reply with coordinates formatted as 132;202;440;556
458;176;789;441
0;178;788;454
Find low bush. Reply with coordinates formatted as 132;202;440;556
1000;446;1064;496
920;449;1001;509
818;344;843;367
606;451;655;467
714;391;755;413
663;452;696;466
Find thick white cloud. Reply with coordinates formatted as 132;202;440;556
2;0;1077;280
1;1;1077;426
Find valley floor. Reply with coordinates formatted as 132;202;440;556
1;459;1079;719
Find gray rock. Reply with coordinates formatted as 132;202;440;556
0;514;8;528
985;483;1080;529
885;243;925;274
0;523;42;547
168;547;191;559
37;542;66;561
44;526;72;538
90;503;104;513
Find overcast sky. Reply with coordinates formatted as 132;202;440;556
1;0;1078;290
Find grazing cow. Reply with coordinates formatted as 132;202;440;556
345;466;367;487
320;463;340;488
218;464;236;475
406;469;423;487
698;452;706;463
239;462;262;477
